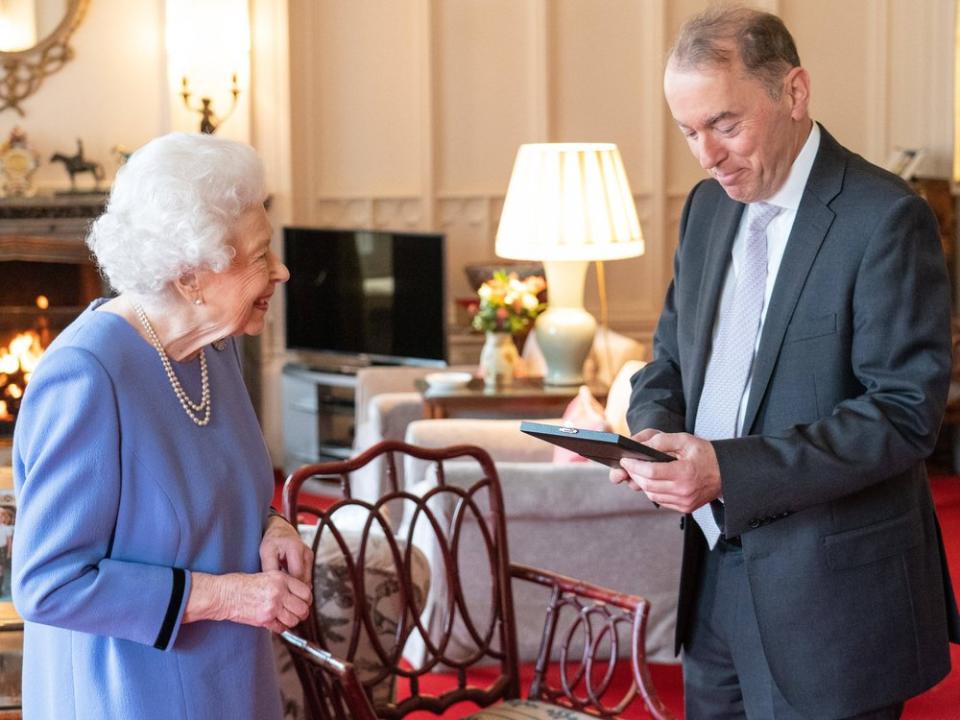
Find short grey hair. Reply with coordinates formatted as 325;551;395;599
668;5;801;98
86;132;266;295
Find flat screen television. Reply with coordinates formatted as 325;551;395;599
284;227;447;367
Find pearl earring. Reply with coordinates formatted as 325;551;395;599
194;298;202;306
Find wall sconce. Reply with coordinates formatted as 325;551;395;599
179;73;241;135
165;0;250;137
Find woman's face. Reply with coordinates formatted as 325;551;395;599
199;205;290;337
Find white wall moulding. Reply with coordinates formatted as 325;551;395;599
311;197;424;230
310;1;423;199
863;0;890;165
437;197;490;228
437;196;501;301
372;198;422;229
920;0;953;178
434;0;539;195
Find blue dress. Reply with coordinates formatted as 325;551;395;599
12;299;282;719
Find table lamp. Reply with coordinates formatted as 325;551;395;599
495;143;644;385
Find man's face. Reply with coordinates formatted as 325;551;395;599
664;58;808;203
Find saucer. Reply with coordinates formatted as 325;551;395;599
424;371;473;390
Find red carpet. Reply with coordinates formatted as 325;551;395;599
903;476;960;720
275;474;960;718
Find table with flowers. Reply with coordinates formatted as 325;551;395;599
415;375;607;420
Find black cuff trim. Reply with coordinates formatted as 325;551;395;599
269;506;293;526
154;567;186;650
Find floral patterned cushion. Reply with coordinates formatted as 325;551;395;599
275;526;431;719
464;699;601;719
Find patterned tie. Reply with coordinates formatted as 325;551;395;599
692;202;782;548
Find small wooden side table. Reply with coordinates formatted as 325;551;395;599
416;376;607;420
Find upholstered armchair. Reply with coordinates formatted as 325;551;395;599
349;327;647;505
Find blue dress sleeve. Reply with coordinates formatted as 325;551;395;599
12;345;191;650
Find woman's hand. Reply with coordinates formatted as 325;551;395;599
220;571;312;633
260;514;314;586
185;571;312;633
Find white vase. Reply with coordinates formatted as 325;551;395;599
480;331;519;389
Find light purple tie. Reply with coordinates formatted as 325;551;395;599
693;202;782;548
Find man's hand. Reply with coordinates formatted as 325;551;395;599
613;431;722;513
609;428;662;485
260;515;314;586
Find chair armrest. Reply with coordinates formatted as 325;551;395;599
509;564;675;720
354;366;432;427
510;562;648;612
354;392;424;451
352;393;432;511
354;364;475;427
492;461;659;519
405;418;555;462
280;631;378;720
403;420;554;500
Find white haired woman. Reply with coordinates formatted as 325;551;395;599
11;133;311;719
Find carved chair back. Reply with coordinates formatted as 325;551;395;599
280;439;675;720
281;440;520;719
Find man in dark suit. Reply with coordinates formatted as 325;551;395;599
612;6;960;719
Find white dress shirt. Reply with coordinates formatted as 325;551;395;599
712;121;821;436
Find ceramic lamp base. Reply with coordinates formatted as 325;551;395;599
537;259;597;386
535;307;596;386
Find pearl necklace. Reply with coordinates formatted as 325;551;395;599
133;303;211;426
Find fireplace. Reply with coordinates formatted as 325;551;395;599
0;194;107;437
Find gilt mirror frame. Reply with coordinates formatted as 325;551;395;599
0;0;90;116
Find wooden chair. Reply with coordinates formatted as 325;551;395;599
280;440;675;720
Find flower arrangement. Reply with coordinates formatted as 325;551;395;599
471;270;546;334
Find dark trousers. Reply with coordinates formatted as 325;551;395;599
682;537;904;720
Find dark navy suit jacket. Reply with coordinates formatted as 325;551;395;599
628;124;960;717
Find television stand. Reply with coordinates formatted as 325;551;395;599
281;364;359;472
280;358;447;474
281;337;485;474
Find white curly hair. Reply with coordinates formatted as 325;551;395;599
86;132;267;295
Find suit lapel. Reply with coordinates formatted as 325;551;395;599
741;125;846;434
686;198;744;432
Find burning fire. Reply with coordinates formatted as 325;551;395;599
0;330;44;423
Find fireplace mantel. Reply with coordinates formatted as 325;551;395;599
0;194;109;436
0;192;107;264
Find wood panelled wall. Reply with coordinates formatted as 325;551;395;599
263;0;953;459
285;0;952;343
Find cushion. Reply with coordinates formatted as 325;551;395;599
604;359;646;437
465;698;601;719
275;521;432;718
520;330;548;378
552;385;607;463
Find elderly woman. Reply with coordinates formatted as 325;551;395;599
11;133;312;719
